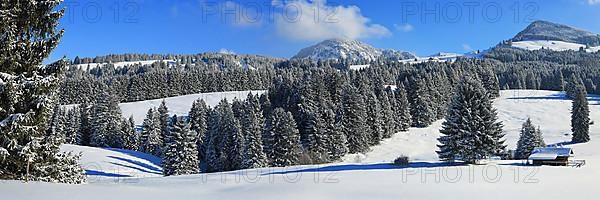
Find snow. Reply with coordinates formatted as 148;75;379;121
512;40;600;52
65;90;266;125
60;144;162;180
348;64;370;71
71;60;176;70
6;90;600;199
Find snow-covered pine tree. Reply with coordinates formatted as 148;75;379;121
263;108;302;167
376;87;395;138
365;92;383;145
188;99;209;165
77;102;93;146
64;107;80;144
121;116;138;151
158;100;170;145
0;0;84;183
571;87;590;143
321;106;348;161
240;95;268;169
139;108;162;156
90;90;123;148
437;76;505;164
515;118;546;159
341;84;370;154
394;84;412;131
408;76;434;128
162;116;198;176
204;109;223;172
217;99;245;171
46;105;66;145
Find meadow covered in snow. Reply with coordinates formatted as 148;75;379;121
4;89;600;200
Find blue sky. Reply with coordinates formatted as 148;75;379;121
48;0;600;62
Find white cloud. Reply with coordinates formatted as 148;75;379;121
588;0;600;5
274;0;391;41
394;24;414;32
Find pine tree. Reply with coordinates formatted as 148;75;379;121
139;108;162;156
47;105;66;145
240;95;268;169
263;108;302;167
162;116;199;176
515;118;546;159
437;77;505;164
90;91;123;148
341;84;370;154
158;100;170;146
571;88;590;143
204;109;223;172
394;84;412;131
365;92;383;145
218;99;244;171
121;116;138;151
188;99;209;166
77;102;93;146
408;77;434;128
0;0;84;183
322;107;348;161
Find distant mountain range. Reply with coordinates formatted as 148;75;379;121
292;38;416;61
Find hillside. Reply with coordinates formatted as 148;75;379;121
7;90;600;200
292;38;415;61
512;20;600;46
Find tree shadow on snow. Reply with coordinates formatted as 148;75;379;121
104;148;162;166
107;156;162;175
85;169;131;177
265;162;463;175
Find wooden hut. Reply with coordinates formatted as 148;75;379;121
527;147;573;166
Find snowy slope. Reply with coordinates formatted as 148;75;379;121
511;40;600;52
61;144;162;180
65;90;266;125
7;90;600;200
72;60;176;70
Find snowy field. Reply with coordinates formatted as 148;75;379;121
512;40;600;52
65;90;266;125
4;90;600;200
71;60;176;70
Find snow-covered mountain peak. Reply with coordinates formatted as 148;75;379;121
292;38;416;61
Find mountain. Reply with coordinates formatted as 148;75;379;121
292;38;416;61
512;20;600;46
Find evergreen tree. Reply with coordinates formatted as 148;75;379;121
162;116;199;176
77;102;92;146
571;88;590;143
204;109;223;172
158;100;170;146
121;116;138;151
341;84;370;154
408;77;434;128
437;77;505;163
90;91;123;148
188;99;209;166
139;108;162;156
263;108;302;167
240;95;268;169
0;0;84;183
394;84;412;131
515;118;546;159
217;99;244;171
365;92;383;145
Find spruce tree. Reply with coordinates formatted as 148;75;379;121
437;77;505;163
204;109;223;172
515;118;546;159
240;96;268;169
394;84;412;131
263;108;302;167
162;116;199;176
365;92;383;145
158;100;170;145
216;99;244;171
188;99;209;166
121;116;138;151
0;0;84;183
408;77;434;128
571;88;590;143
341;84;370;154
139;108;162;156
